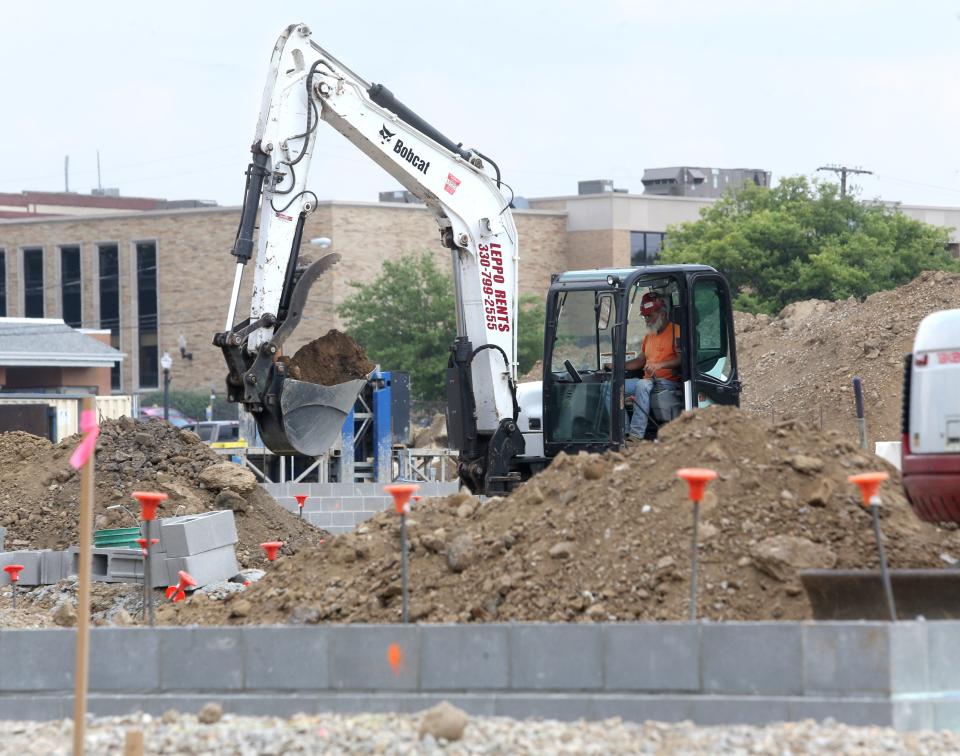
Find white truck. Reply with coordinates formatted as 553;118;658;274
902;308;960;521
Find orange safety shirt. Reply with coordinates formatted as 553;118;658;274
642;324;681;381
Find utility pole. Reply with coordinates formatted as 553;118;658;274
817;164;873;197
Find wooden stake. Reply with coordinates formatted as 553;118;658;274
123;728;145;756
73;396;96;755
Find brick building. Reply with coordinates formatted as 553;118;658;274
1;189;956;397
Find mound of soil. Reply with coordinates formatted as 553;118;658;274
736;269;960;444
170;406;960;626
0;418;322;567
287;329;374;385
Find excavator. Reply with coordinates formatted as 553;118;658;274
215;23;742;495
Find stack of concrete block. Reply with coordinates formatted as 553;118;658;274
0;510;240;589
265;481;460;535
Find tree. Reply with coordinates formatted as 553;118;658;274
658;177;957;314
338;252;545;401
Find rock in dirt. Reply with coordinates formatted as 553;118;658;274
549;541;576;559
287;329;374;385
751;535;837;581
198;702;223;724
52;602;77;627
198;463;257;493
215;488;248;512
445;535;476;573
787;455;824;474
418;701;468;741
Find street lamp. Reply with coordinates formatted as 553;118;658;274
160;352;173;422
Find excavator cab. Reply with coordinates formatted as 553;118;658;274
540;264;740;458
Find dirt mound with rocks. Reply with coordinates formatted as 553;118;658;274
0;418;322;567
170;406;960;626
736;269;960;445
286;329;374;385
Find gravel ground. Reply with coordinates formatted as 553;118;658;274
2;712;959;755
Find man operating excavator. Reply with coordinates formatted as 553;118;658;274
623;292;682;442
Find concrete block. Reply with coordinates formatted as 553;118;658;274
331;512;355;527
593;695;694;723
0;524;5;552
0;550;42;586
89;628;160;691
355;511;376;523
328;625;419;690
162;544;239;587
362;497;392;512
0;629;74;690
157;627;244;690
605;623;699;692
69;547;149;584
889;622;928;694
40;550;71;584
702;622;802;695
325;526;353;536
160;510;238;558
510;624;604;690
0;694;65;720
803;623;892;695
306;512;333;528
493;692;597;721
788;698;893;727
340;498;365;512
244;627;329;690
420;625;509;690
893;699;933;731
691;695;792;726
926;622;960;691
932;700;960;730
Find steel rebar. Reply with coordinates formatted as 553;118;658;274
690;501;700;621
871;502;897;621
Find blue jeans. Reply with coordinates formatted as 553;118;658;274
624;378;653;439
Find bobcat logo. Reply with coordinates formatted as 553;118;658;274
379;124;395;145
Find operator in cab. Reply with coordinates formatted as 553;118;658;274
623;292;681;442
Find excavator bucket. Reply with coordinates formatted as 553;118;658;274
278;375;369;456
801;569;960;620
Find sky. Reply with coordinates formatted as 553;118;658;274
2;1;959;208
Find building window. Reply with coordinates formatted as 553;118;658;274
98;244;121;391
136;241;159;389
60;246;82;328
0;250;6;317
630;231;667;266
23;247;44;317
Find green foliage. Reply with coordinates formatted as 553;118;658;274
338;252;545;401
659;177;957;314
139;390;236;421
517;293;546;375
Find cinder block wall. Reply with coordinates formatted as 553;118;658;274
0;622;958;730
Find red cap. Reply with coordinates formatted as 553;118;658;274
640;293;664;317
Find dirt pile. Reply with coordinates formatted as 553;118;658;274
170;406;960;626
0;418;322;567
287;329;374;385
736;269;960;444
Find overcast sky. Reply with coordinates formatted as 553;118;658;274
3;1;959;208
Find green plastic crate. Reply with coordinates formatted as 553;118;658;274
93;526;142;550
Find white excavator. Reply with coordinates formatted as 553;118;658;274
215;23;742;495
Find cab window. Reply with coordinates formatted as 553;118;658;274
693;279;732;381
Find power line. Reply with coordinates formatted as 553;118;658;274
816;164;873;198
